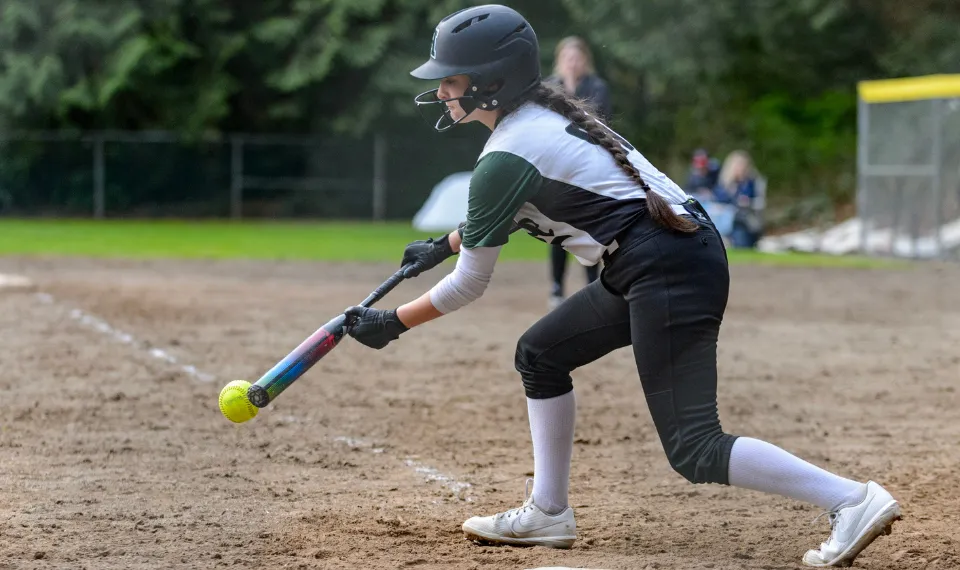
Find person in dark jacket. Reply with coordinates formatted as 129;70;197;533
544;36;612;310
685;149;721;200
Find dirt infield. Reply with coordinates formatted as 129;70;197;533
1;256;958;570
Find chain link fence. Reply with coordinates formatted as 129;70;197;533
857;75;960;259
0;129;485;220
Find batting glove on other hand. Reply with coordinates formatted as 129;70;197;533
343;306;409;350
401;232;458;278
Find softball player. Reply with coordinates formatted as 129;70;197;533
343;5;901;567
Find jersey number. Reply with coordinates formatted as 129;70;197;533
515;217;570;246
515;121;633;248
564;123;635;152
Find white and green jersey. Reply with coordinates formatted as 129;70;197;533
460;102;692;265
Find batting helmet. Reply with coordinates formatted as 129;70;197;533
410;5;541;131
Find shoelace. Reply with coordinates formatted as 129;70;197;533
811;510;839;527
496;478;536;520
809;486;869;553
810;510;841;549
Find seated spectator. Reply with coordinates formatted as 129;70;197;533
714;150;765;248
684;149;720;201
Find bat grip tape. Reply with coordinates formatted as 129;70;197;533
359;263;415;308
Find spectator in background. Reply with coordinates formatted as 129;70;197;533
685;149;721;201
714;150;764;248
544;36;612;310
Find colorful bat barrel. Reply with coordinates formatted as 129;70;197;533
246;314;348;408
243;263;415;410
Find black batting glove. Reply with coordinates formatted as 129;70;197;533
401;233;456;278
343;306;409;350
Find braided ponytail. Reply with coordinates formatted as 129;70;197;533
501;83;697;233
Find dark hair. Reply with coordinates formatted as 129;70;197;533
501;83;697;233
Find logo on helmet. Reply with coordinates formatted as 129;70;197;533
430;27;439;59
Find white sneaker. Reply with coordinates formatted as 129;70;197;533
462;479;576;549
802;481;902;567
548;294;564;311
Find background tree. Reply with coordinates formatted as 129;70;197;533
1;0;958;219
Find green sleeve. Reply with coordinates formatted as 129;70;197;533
461;151;542;249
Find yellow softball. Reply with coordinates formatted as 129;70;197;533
218;380;259;423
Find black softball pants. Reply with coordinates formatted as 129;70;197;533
516;202;738;485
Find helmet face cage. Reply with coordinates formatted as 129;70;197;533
413;87;479;132
411;67;539;134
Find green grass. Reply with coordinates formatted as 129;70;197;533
0;219;908;268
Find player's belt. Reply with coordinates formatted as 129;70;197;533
601;199;710;266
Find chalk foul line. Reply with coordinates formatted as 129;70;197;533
35;291;473;500
334;436;473;501
36;292;214;382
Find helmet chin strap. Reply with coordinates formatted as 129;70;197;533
414;88;480;132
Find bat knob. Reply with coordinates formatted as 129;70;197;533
247;384;271;408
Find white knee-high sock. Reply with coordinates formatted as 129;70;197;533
527;390;577;515
728;437;865;510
